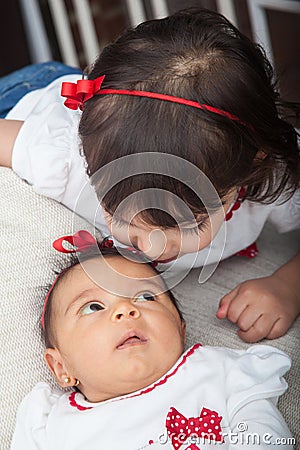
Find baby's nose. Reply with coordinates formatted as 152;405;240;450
112;301;140;321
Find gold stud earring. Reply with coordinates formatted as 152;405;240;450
74;379;80;387
63;377;71;384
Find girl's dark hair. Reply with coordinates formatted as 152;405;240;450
79;8;299;227
43;245;183;348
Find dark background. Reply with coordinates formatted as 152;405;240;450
1;0;299;103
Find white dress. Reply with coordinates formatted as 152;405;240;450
11;344;293;450
7;75;300;270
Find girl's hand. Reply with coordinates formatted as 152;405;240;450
216;274;300;343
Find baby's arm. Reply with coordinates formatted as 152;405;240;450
217;251;300;342
223;345;293;449
227;398;293;449
11;382;56;450
0;119;23;167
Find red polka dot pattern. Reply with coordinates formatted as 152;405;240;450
166;406;223;449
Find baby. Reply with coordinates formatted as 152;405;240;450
11;231;293;449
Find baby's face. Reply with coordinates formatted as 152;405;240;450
45;256;185;403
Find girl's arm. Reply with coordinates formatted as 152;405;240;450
273;250;300;292
217;251;300;342
0;119;23;167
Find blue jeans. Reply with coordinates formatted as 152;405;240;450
0;61;81;118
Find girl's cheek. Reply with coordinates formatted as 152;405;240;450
111;228;132;246
180;231;212;252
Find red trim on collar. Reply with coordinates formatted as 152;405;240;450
68;343;202;411
69;392;92;411
225;187;246;221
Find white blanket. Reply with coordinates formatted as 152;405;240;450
0;168;299;449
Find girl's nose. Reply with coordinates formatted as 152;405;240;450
112;300;140;321
137;229;167;259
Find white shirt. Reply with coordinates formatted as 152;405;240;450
11;344;293;450
7;76;300;270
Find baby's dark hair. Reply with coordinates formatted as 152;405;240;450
43;244;184;348
79;8;299;227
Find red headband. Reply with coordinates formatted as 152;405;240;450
61;75;252;129
41;230;113;330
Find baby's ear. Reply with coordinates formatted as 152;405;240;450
44;348;71;388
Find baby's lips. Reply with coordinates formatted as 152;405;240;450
116;330;147;349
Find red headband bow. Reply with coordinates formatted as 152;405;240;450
52;229;113;253
61;76;253;129
41;230;113;330
61;76;105;110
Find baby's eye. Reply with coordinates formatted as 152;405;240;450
80;302;104;315
135;292;156;302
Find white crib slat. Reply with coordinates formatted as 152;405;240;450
19;0;52;62
216;0;238;27
72;0;100;64
48;0;79;67
125;0;146;27
150;0;169;19
247;0;300;68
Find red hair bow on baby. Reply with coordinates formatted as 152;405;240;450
61;76;105;110
41;231;113;330
53;230;113;253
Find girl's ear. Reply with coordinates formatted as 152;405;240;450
44;348;74;388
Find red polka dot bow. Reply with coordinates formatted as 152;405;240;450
166;406;223;450
61;75;105;110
